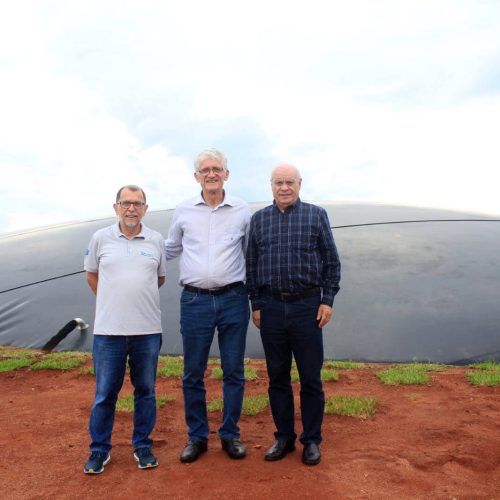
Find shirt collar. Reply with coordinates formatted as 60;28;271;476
113;221;147;239
195;190;234;208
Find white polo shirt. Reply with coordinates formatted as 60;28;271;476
84;222;166;335
165;193;251;288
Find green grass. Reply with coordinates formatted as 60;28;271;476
466;361;500;386
208;394;270;416
30;352;87;371
244;366;259;380
291;368;339;382
207;398;224;412
210;366;259;380
321;369;340;382
377;364;430;385
324;360;370;369
0;358;35;372
325;395;378;418
242;394;269;415
466;370;500;386
210;367;223;379
0;347;40;359
79;366;95;376
412;363;447;372
157;356;184;378
469;361;500;371
116;394;176;412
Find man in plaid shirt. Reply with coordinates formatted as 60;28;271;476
246;164;341;465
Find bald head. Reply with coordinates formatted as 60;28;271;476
271;163;301;181
270;163;302;212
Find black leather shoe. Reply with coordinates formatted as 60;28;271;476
264;439;295;461
302;443;321;465
221;438;246;459
180;440;208;463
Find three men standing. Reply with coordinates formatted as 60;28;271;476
83;185;165;474
246;164;341;465
166;148;251;463
83;159;340;472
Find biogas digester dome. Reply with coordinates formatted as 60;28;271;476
1;202;499;364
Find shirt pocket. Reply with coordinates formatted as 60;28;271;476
223;226;243;242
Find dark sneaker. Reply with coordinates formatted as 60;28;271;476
134;447;158;469
83;451;111;474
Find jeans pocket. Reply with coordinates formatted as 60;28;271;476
180;291;198;305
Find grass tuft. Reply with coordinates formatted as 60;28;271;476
377;364;430;385
469;361;500;371
0;358;35;372
207;398;224;412
208;394;270;416
466;366;500;386
79;366;95;376
210;366;259;380
324;360;370;369
325;395;378;418
291;368;339;382
210;367;223;380
30;352;87;371
116;394;176;412
242;394;269;415
0;347;41;359
157;356;184;378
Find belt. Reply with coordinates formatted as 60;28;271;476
265;287;321;303
183;281;243;296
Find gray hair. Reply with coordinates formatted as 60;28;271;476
194;148;228;171
115;185;146;203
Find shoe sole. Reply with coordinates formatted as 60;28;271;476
302;457;321;465
134;453;158;469
83;455;111;474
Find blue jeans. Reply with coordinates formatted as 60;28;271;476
180;284;249;441
260;293;324;445
89;333;161;452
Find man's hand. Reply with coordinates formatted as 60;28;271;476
252;310;261;329
317;304;333;328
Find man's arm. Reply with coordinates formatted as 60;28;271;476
86;272;98;295
318;208;341;306
158;276;165;288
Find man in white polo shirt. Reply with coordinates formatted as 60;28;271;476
83;185;165;474
166;148;251;463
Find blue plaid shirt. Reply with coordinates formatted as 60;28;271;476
246;199;341;310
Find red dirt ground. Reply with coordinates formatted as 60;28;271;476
0;354;499;499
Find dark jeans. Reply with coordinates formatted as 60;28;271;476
260;293;324;445
89;333;161;452
180;284;249;441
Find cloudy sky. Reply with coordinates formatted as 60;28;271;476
1;0;499;234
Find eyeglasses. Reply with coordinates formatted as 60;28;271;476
117;200;145;208
197;166;225;175
271;179;299;187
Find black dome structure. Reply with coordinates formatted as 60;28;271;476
1;202;499;364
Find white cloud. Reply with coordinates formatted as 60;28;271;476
1;0;500;234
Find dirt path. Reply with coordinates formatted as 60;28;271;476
0;357;499;499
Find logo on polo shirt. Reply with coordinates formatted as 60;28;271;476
140;250;154;258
